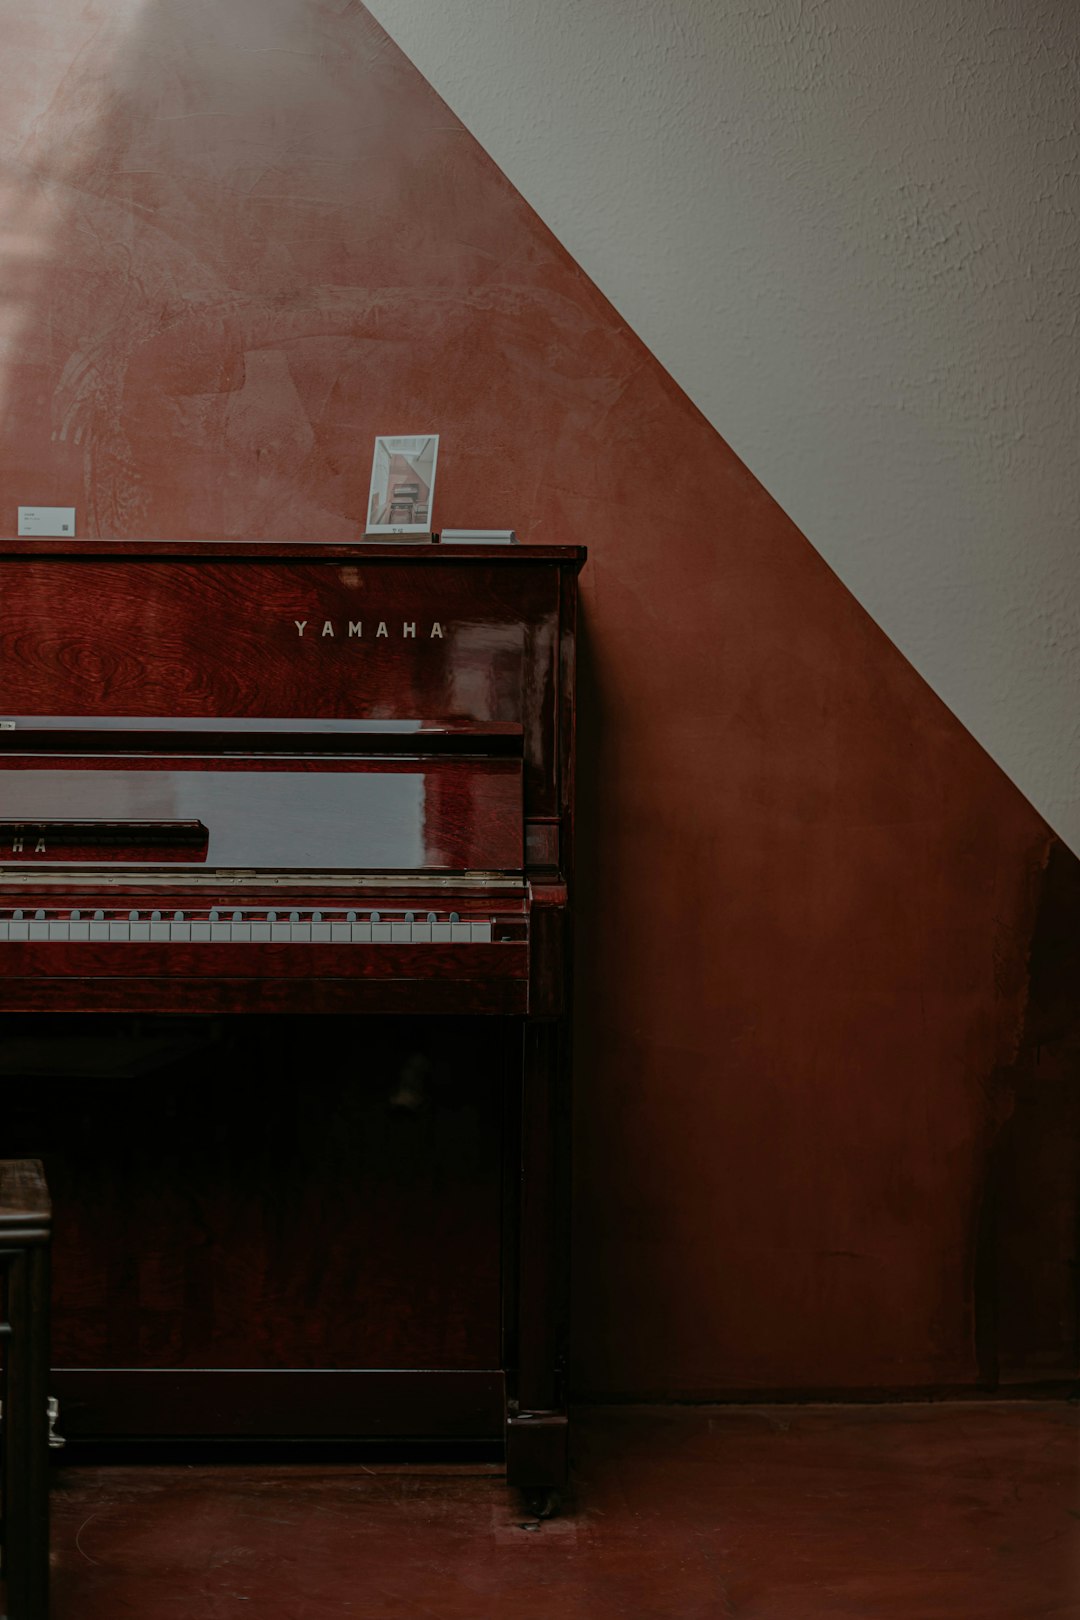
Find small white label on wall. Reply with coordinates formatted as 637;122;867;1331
18;506;76;537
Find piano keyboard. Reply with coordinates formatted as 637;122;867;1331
0;908;499;944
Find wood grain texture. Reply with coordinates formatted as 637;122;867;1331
0;555;572;813
0;977;529;1017
52;1369;506;1442
0;542;578;1464
0;940;527;981
0;1016;506;1373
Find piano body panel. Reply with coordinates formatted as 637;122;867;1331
51;1369;508;1445
0;550;572;814
0;945;529;1018
0;978;529;1017
527;882;569;1018
5;1011;513;1442
0;543;583;1487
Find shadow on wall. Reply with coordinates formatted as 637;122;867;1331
1;0;1077;1397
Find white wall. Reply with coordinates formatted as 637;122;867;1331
365;0;1080;851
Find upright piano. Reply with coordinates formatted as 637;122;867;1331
0;539;584;1502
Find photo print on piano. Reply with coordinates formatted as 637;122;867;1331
366;434;439;535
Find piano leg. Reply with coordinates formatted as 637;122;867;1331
506;1018;570;1505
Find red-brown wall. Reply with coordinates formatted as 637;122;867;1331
2;1;1076;1397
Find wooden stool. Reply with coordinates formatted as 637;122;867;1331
0;1160;51;1620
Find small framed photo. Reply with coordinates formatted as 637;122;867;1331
366;435;439;535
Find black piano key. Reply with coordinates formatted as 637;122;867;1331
370;911;380;924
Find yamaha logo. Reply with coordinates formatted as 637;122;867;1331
293;620;445;640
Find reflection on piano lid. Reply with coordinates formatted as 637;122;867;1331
0;759;523;872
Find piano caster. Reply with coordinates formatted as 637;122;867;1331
520;1487;561;1521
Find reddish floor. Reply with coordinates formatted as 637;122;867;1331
50;1403;1079;1619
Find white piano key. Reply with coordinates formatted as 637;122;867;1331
451;923;471;944
391;922;411;943
9;923;29;941
270;924;292;942
69;923;90;942
191;923;211;943
29;922;49;941
372;923;392;942
46;922;69;941
431;924;451;943
0;923;9;941
350;923;372;943
251;924;271;942
290;924;310;942
130;923;151;942
210;924;231;942
231;923;252;943
150;924;170;942
170;923;192;942
470;922;493;942
331;924;351;943
311;924;331;942
411;923;432;943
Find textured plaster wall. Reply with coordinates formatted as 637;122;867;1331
365;0;1080;853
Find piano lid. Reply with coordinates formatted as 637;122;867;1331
0;757;522;873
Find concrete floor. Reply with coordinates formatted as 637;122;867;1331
50;1402;1079;1619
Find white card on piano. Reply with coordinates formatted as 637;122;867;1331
18;506;76;537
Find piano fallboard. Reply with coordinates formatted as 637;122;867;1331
0;753;523;873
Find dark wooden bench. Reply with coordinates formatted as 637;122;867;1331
0;1160;51;1620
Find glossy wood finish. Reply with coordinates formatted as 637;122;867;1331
54;1370;505;1443
0;757;524;872
3;1020;504;1396
0;549;581;814
0;1158;52;1620
0;546;582;1490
